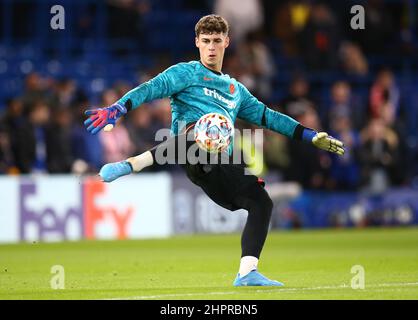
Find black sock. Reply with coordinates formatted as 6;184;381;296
233;184;273;258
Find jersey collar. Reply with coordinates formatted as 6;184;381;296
199;61;223;76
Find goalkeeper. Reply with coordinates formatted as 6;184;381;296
84;15;344;287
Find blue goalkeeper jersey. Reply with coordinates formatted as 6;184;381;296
117;60;300;143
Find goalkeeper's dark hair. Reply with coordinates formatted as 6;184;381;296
195;14;229;36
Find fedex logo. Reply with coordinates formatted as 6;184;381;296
203;88;236;109
13;174;172;243
19;178;135;242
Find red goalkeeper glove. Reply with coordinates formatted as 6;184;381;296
84;103;127;134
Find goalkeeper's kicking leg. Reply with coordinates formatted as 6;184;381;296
99;128;210;181
98;150;154;182
98;133;181;182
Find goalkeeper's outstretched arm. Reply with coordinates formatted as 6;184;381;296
84;63;192;135
237;84;345;156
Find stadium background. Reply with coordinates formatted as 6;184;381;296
1;0;418;301
0;0;417;241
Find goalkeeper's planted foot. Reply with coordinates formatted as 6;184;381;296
99;160;133;182
233;270;284;287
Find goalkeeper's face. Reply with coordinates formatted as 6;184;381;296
195;33;229;71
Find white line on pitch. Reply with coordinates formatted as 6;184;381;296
105;282;418;300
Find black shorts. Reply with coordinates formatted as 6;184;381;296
182;162;263;211
150;123;265;211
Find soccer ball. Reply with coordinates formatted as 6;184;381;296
194;113;233;153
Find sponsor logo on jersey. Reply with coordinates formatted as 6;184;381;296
203;87;236;109
229;83;235;94
203;76;213;81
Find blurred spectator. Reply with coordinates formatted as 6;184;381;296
369;68;400;126
50;78;76;109
0;125;16;174
126;105;159;155
15;100;50;173
97;89;135;163
339;41;369;76
1;98;25;132
21;73;50;110
368;69;408;184
113;81;134;98
99;118;135;163
278;75;316;116
1;98;25;163
328;112;361;190
272;0;311;56
71;102;104;174
328;81;365;130
152;98;172;129
299;2;341;71
237;31;276;101
101;88;119;109
223;49;244;80
284;104;331;189
359;118;400;193
214;0;264;43
263;130;289;174
49;78;87;109
45;108;74;173
288;0;311;31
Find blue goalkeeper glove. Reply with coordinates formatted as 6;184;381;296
303;129;345;155
84;103;127;134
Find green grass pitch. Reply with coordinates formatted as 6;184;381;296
1;227;418;300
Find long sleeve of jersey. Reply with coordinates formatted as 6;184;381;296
116;63;193;109
237;83;300;139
